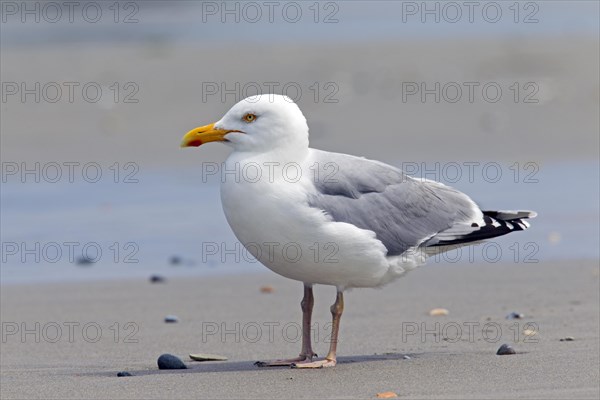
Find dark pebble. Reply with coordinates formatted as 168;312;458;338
117;371;132;377
169;256;182;265
75;256;94;266
164;315;179;323
496;344;516;355
149;275;166;283
157;353;187;370
506;312;524;320
560;336;575;341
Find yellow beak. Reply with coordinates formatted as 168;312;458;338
180;123;231;147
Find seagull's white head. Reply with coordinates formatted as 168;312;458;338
181;94;309;154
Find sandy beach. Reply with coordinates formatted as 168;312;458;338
1;260;598;399
1;37;598;167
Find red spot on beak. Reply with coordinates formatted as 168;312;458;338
187;139;203;147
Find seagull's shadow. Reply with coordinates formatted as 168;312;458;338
106;352;417;377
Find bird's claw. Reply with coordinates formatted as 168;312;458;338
254;355;315;367
291;358;336;369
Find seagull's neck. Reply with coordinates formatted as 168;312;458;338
229;145;310;166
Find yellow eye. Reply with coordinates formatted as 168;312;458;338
243;113;257;123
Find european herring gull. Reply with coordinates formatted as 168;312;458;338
181;94;536;368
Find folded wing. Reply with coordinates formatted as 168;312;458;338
306;149;535;256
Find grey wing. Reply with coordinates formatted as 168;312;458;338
306;150;534;256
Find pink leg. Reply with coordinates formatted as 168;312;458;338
255;284;317;367
292;291;343;368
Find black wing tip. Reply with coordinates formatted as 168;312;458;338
429;215;532;247
482;210;537;220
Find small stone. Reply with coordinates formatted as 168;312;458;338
523;329;537;337
149;275;166;283
189;353;228;361
260;285;274;294
506;312;524;320
402;355;411;360
496;344;516;355
157;354;187;370
169;256;182;265
548;231;561;245
429;308;449;316
117;371;132;377
376;392;398;398
560;336;575;341
164;315;179;323
75;256;94;266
